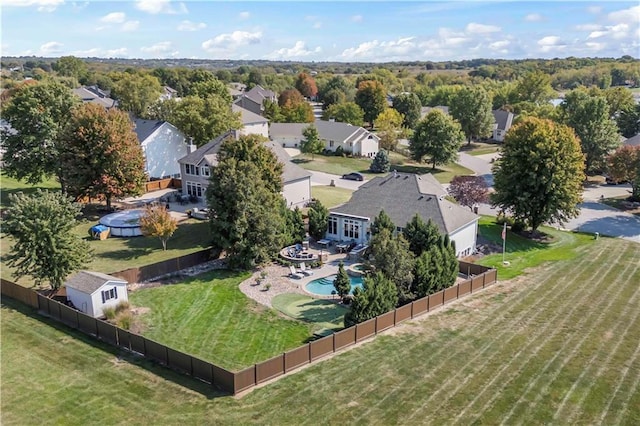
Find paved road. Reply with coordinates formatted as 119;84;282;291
457;152;498;186
309;170;367;190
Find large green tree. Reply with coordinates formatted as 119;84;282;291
492;117;585;232
392;92;422;129
449;86;495;144
300;125;324;159
560;90;621;174
333;262;352;301
0;81;79;188
344;272;398;327
207;135;285;269
369;149;391;173
608;145;640;200
322;102;364;126
403;214;442;256
355;80;387;127
409;109;464;170
375;108;404;151
413;235;458;298
370;209;395;236
60;103;147;209
369;228;415;303
111;72;163;117
167;95;241;146
53;56;88;82
308;200;329;241
3;190;91;291
616;104;640;138
514;71;555;105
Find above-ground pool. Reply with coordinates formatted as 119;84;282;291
305;274;364;296
99;209;144;237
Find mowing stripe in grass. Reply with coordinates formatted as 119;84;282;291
557;252;640;423
610;340;640;425
498;243;637;423
359;242;610;423
429;244;627;424
405;244;617;424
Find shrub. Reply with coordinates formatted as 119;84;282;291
511;220;526;233
495;212;515;226
115;300;130;314
334;146;345;157
103;306;116;320
116;311;133;330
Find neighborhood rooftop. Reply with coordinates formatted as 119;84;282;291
270;120;375;144
64;270;126;294
133;118;166;143
331;172;478;235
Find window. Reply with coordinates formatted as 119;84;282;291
327;216;338;235
329;140;335;147
201;166;210;177
186;181;203;197
185;164;200;176
101;287;118;303
343;219;360;240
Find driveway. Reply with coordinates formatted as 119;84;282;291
564;202;640;243
457;152;498;186
309;170;367;190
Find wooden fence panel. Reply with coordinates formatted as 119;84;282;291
145;339;168;365
59;304;79;328
376;311;395;333
284;346;310;373
472;276;484;292
212;365;236;394
256;355;285;384
0;279;37;307
458;260;490;276
395;304;412;324
356;318;376;341
130;333;146;355
429;290;444;310
484;269;497;286
77;312;98;336
458;280;471;297
444;286;458;304
167;347;193;375
111;268;140;284
47;298;61;320
412;297;429;317
310;336;333;361
37;294;50;314
192;358;214;383
96;320;118;345
117;329;132;351
334;327;356;351
234;367;256;393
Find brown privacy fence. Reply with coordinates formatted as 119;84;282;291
144;178;181;193
1;262;497;396
110;248;216;283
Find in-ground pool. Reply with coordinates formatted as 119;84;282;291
305;274;364;296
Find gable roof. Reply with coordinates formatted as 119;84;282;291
624;134;640;147
72;86;117;109
133;118;165;143
233;84;276;107
331;172;478;235
232;104;269;125
265;141;312;182
269;120;378;143
64;271;127;294
493;109;514;131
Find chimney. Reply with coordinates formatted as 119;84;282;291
188;137;197;153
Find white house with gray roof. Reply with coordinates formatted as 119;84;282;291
64;271;128;318
232;104;269;139
133;118;188;179
232;84;277;116
492;110;515;142
270;120;379;157
178;132;312;208
326;172;479;258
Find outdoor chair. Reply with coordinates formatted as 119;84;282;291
289;265;304;279
299;262;314;276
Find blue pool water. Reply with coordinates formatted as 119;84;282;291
305;274;364;296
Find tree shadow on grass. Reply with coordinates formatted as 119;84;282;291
292;158;312;165
1;298;229;399
296;299;348;325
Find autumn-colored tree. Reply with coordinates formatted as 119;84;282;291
60;103;147;209
375;108;404;151
278;89;314;123
607;145;640;200
140;205;178;251
295;72;318;99
447;175;489;211
355;80;387;127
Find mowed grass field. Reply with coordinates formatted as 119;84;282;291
3;237;640;425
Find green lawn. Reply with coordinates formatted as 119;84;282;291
271;293;348;333
311;185;354;208
0;174;60;208
601;196;640;217
128;270;312;371
3;237;639;424
459;141;501;156
476;216;596;280
295;152;474;184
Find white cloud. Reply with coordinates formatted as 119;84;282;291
106;48;128;57
40;41;63;54
100;12;126;24
465;23;500;34
135;0;187;15
266;41;322;59
587;6;602;14
177;20;206;31
121;21;140;32
351;15;363;23
70;47;129;58
341;37;418;60
608;5;640;24
4;0;64;9
141;41;173;53
524;13;543;22
537;35;566;53
238;11;250;20
575;23;602;31
202;30;262;54
489;40;510;50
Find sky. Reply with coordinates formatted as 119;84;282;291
1;1;639;62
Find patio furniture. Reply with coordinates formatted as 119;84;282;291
317;239;331;248
336;243;349;253
289;265;304;279
299;262;314;276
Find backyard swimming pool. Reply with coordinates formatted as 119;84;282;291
305;274;364;296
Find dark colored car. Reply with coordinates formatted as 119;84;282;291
342;172;364;181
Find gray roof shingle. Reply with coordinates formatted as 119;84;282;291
269;120;378;143
624;134;640;147
133;118;165;143
493;109;514;131
72;87;117;109
331;173;478;234
64;271;127;294
232;104;268;125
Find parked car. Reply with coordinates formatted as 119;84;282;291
342;172;364;181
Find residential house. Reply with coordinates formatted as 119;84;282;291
72;86;118;109
133;118;189;179
232;104;269;139
65;271;128;318
492;109;515;142
623;134;640;147
177;132;312;208
232;84;277;116
326;172;479;258
270;120;380;158
160;85;179;101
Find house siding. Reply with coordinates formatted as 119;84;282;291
66;281;128;318
448;219;479;258
141;124;188;178
284;178;312;208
